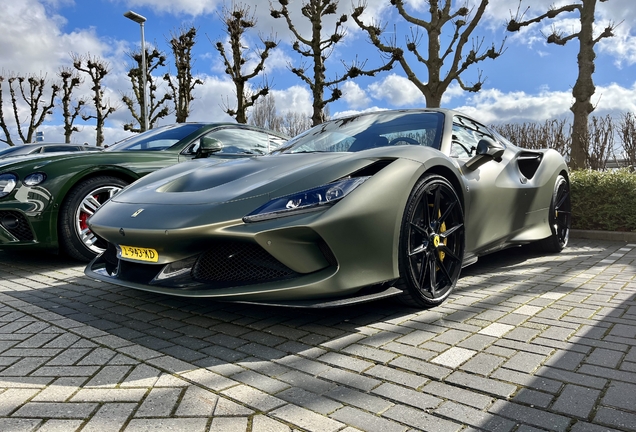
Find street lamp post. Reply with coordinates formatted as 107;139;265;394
124;10;149;131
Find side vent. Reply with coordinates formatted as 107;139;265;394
517;152;543;179
349;159;395;177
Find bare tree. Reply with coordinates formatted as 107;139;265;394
216;2;278;124
0;76;15;145
507;0;615;169
73;54;117;147
353;0;504;108
123;48;172;133
0;72;59;144
586;114;613;170
271;0;396;126
281;110;312;136
164;26;204;123
619;112;636;169
491;119;571;158
58;67;86;143
249;93;282;131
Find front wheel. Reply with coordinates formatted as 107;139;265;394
397;174;465;308
59;176;128;261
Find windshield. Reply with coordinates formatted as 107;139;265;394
277;111;444;154
105;123;204;152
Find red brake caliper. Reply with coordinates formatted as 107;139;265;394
79;195;98;231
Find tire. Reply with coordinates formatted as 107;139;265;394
533;174;571;253
59;176;128;261
397;174;465;308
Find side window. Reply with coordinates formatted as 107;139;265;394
42;146;72;153
204;128;272;155
451;116;494;159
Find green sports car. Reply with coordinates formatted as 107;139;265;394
0;123;288;261
85;109;571;308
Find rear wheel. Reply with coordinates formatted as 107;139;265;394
397;174;465;308
59;176;127;261
533;174;571;253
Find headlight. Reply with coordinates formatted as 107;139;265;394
24;172;46;186
0;173;17;198
244;176;369;222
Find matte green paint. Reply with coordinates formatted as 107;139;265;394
86;109;569;303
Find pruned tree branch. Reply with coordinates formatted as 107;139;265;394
164;26;204;123
353;0;503;108
58;67;86;143
73;53;117;147
216;2;278;123
272;0;396;125
506;0;616;169
122;47;172;132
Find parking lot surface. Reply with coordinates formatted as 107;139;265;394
0;238;635;431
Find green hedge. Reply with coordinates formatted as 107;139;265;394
570;169;636;232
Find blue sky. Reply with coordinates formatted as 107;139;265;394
1;0;635;146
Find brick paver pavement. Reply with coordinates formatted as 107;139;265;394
0;238;634;431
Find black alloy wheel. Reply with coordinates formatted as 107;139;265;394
398;174;465;307
534;174;571;253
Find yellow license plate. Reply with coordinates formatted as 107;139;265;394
119;245;159;262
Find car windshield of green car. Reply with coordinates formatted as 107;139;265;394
105;123;204;152
277;111;444;154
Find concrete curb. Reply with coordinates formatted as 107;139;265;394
570;229;636;242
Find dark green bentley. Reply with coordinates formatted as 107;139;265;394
0;123;287;261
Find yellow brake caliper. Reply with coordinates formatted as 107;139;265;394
429;205;447;263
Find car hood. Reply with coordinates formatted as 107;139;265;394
0;152;74;167
111;152;379;206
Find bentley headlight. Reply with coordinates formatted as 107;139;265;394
24;172;46;186
0;173;17;198
244;176;369;222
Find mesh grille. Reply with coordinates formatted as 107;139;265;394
0;211;34;241
192;241;298;285
317;239;337;267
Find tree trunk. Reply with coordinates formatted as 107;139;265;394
569;0;597;169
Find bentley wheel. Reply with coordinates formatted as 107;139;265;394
533;174;571;253
59;176;127;261
397;174;465;308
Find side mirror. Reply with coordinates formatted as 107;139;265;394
475;137;505;161
195;137;223;158
464;137;505;171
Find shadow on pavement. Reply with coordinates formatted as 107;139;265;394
0;239;634;430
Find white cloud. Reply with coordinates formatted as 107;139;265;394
187;75;238;122
454;82;636;125
270;85;312;116
0;1;111;76
114;0;222;17
455;88;573;124
368;74;426;107
341;81;370;109
599;25;636;67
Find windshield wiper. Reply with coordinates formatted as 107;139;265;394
292;150;327;154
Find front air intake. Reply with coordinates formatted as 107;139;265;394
0;211;34;241
192;241;299;287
